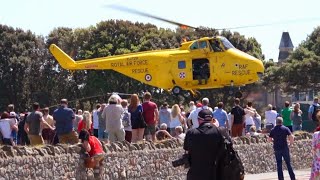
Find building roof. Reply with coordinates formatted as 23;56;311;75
279;32;294;49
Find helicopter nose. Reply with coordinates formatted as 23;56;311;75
246;56;264;79
253;58;264;78
229;48;264;78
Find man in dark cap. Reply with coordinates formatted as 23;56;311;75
184;109;224;180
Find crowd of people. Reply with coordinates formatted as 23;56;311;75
0;92;312;146
2;92;320;179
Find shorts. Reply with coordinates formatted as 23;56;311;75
28;135;44;146
58;131;79;144
132;118;146;129
144;124;156;136
42;128;54;141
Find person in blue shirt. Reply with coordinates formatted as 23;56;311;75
158;102;171;132
268;117;296;180
308;97;320;124
53;99;78;144
213;102;229;129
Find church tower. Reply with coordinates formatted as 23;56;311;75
278;32;294;62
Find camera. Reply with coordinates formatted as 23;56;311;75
172;153;190;168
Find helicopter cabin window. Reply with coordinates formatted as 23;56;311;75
209;39;223;52
199;41;208;49
221;37;235;50
192;59;210;85
190;42;199;50
178;61;186;69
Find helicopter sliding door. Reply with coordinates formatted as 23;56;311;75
192;59;210;85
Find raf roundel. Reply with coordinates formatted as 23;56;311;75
145;74;152;81
179;72;186;79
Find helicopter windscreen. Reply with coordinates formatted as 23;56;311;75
209;39;223;52
220;37;235;50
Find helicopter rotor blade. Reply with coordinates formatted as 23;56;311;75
107;4;198;30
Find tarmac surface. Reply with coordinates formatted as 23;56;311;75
245;169;310;180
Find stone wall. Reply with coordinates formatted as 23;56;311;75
0;133;313;180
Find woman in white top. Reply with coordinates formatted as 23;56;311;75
265;104;278;131
169;104;185;136
244;103;256;133
102;95;125;142
0;112;18;145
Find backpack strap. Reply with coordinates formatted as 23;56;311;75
215;127;229;160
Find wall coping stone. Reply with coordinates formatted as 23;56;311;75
0;132;312;158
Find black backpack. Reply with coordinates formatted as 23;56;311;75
312;105;320;121
217;128;245;180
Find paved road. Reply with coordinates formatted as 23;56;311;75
245;169;310;180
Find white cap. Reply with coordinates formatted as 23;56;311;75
10;112;16;117
202;97;209;102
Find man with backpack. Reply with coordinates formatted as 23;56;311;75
309;97;320;125
183;109;244;180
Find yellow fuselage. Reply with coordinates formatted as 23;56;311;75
50;36;264;91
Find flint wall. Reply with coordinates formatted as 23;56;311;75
0;133;313;180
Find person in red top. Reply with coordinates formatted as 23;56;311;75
78;111;93;135
142;92;159;141
79;129;105;179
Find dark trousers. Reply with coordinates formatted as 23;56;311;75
93;129;99;138
274;148;295;180
125;130;132;143
3;138;13;146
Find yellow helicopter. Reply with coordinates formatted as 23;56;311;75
49;6;264;98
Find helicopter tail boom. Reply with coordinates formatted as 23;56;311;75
49;44;76;69
49;44;180;71
49;44;119;70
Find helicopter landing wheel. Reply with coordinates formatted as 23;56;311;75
194;90;201;98
172;86;182;95
189;90;201;100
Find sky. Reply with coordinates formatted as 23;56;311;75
1;0;320;61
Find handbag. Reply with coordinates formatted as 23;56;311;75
84;157;97;168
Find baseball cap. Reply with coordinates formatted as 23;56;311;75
9;112;16;118
198;109;213;121
196;103;203;107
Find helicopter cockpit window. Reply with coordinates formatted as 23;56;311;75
199;41;208;49
178;61;186;69
221;37;235;50
190;42;199;50
209;39;223;52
